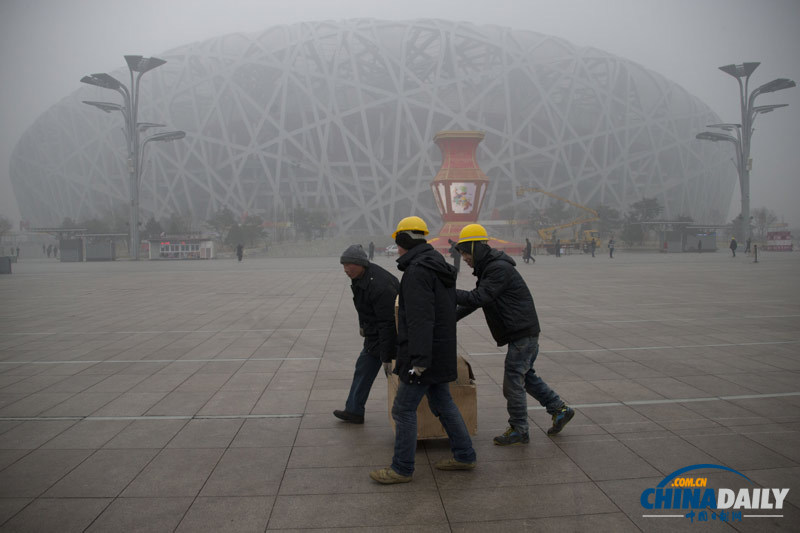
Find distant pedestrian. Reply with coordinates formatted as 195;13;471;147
15;247;19;258
745;238;751;254
47;245;52;258
698;240;702;253
368;241;375;260
555;238;561;258
590;238;596;258
730;237;737;258
236;243;244;262
53;246;58;258
524;237;534;263
608;238;615;258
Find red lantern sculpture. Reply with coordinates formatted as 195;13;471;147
429;131;489;247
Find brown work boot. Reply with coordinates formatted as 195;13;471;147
434;457;476;470
369;466;412;484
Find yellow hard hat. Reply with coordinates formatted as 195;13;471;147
457;223;489;244
392;216;429;239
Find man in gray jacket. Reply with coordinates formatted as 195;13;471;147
334;244;399;424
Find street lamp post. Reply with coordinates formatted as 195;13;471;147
81;55;177;259
696;63;795;241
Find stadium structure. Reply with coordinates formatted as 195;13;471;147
10;19;734;235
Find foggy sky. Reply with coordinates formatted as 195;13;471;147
2;0;799;227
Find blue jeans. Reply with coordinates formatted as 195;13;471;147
391;381;476;476
344;341;382;416
504;336;563;434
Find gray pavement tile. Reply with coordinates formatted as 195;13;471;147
268;492;448;529
167;418;244;448
84;497;193;533
197;390;262;415
679;399;771;427
90;391;168;416
555;438;662;481
230;417;300;447
681;432;799;470
44;448;158;497
0;449;28;471
0;498;31;526
40;392;119;417
449;513;639;533
41;419;132;449
0;392;74;417
434;456;589;490
103;418;189;448
0;420;76;449
220;372;272;392
176;372;233;392
440;482;617;522
744;466;800;508
37;374;109;393
121;448;224;497
596;477;730;533
175;496;273;532
0;497;110;533
293;425;395;448
0;449;92;497
128;373;190;392
84;373;148;393
279;465;437;495
251;389;309;415
288;444;418;469
0;375;67;394
201;447;290;496
145;390;215;416
734;428;800;463
615;433;720;475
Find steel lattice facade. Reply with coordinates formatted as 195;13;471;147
10;19;734;233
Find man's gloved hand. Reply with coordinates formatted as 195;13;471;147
383;362;393;377
359;327;365;337
412;366;426;376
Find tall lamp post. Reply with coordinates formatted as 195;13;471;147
696;62;795;241
81;55;178;259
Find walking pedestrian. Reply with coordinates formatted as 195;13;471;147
454;224;575;445
730;237;737;258
370;216;476;484
47;244;52;258
590;238;596;258
524;237;534;264
235;243;244;262
745;238;751;254
608;237;615;258
367;241;375;260
555;238;561;258
334;244;399;424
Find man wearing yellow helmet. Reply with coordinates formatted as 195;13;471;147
455;224;575;445
370;216;476;484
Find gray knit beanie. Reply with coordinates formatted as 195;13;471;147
340;244;369;267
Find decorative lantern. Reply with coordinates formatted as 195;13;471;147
430;131;489;244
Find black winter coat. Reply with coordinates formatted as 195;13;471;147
351;263;399;363
456;248;541;346
395;244;458;385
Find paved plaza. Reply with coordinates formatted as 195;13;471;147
0;249;798;532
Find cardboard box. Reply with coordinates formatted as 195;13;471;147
387;355;477;439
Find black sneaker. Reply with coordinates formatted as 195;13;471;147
493;426;530;446
547;405;575;435
333;410;364;424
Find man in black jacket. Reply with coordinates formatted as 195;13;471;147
334;244;399;424
370;217;476;484
455;224;575;445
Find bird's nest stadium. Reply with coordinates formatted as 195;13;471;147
10;19;734;235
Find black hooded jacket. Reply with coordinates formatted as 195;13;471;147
351;263;399;363
395;243;458;384
456;248;541;346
